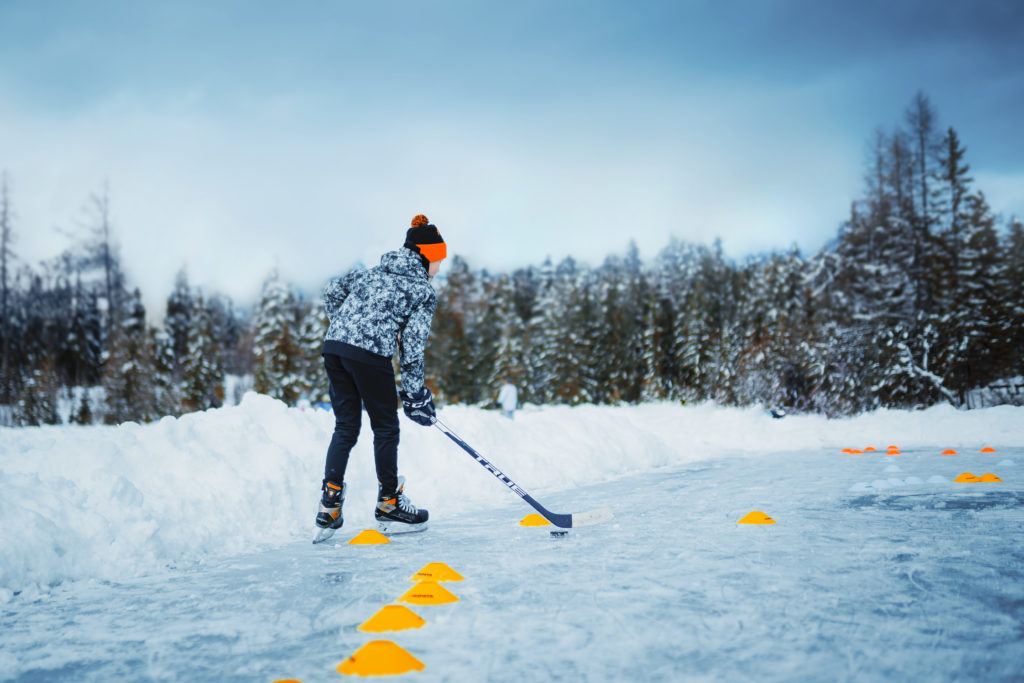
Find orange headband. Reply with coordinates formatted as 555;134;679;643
417;242;447;262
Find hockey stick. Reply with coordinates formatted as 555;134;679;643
432;416;614;529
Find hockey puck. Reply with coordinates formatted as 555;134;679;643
550;530;569;537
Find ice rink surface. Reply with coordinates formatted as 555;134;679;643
3;443;1022;682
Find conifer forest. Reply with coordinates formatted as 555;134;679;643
2;95;1023;426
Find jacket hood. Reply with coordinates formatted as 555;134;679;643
380;248;428;279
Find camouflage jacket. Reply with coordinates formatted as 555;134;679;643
322;249;437;393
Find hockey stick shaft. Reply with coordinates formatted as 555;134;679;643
432;417;574;527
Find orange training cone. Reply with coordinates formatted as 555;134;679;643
337;641;424;676
981;447;997;453
954;473;981;483
399;581;459;605
520;513;552;527
864;446;877;452
349;529;390;545
941;449;957;455
411;562;464;582
979;473;1003;483
358;605;426;633
737;511;776;525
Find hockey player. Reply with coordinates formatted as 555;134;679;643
313;215;446;542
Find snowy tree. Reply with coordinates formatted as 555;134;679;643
61;273;103;387
296;298;327;402
484;274;527;402
181;293;225;412
102;289;159;424
164;268;193;381
151;327;182;417
252;273;305;405
13;356;60;426
428;256;483;404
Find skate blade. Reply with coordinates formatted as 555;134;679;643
313;526;338;544
376;520;428;535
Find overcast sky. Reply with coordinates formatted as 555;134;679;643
1;0;1022;314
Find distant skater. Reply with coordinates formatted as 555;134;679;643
498;379;518;420
313;215;447;542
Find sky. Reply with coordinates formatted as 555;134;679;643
1;0;1022;314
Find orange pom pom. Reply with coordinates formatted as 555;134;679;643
411;214;429;228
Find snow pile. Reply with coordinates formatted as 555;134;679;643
2;395;1022;597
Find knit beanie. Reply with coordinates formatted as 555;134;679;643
404;215;447;267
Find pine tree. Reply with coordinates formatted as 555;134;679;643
181;293;225;412
151;327;182;416
13;355;60;426
297;298;328;403
428;256;480;404
485;274;527;403
252;273;304;405
102;289;159;424
63;274;103;387
1002;219;1024;382
164;268;193;381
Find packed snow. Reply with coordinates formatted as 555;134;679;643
2;398;1023;680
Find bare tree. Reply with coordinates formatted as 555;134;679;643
0;171;15;405
86;181;125;335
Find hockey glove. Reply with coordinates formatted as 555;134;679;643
400;387;436;426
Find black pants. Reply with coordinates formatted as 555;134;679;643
323;353;400;494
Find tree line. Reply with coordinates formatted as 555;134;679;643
2;94;1022;426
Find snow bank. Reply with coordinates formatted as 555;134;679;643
2;396;1022;596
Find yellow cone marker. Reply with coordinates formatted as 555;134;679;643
349;529;390;545
337;640;424;676
399;581;459;605
520;513;552;526
737;511;776;525
358;604;426;633
410;562;464;582
954;472;981;483
942;449;957;455
979;473;1003;482
981;447;997;453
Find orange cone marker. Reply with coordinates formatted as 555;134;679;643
349;529;390;545
737;511;776;525
410;562;464;582
358;605;426;633
337;641;424;676
520;513;552;527
399;581;459;605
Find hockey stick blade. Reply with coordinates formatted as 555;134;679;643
433;418;614;529
570;506;615;527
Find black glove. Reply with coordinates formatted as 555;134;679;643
400;387;436;426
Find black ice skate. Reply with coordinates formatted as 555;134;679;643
313;480;346;544
375;475;429;535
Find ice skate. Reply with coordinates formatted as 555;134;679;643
375;475;429;534
313;481;346;544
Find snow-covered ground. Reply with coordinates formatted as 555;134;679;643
2;398;1023;681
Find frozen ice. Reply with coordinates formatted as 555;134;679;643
2;398;1022;680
